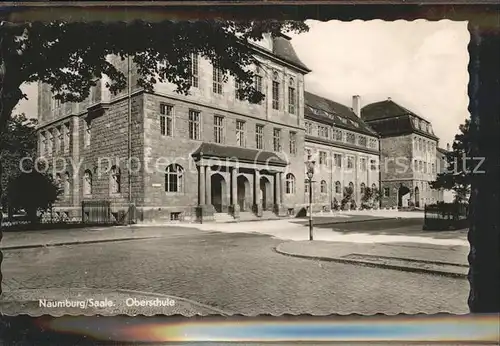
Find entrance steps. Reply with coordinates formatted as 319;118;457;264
214;213;235;223
213;211;281;223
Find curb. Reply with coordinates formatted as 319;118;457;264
274;245;467;279
0;236;160;251
115;289;231;316
294;217;399;227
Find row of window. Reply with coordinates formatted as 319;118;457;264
160;104;298;154
54;166;121;197
306;149;378;171
414;159;436;174
412;117;434;134
304;181;378;196
414;136;436;153
190;54;298;114
305;121;378;149
40;123;71;155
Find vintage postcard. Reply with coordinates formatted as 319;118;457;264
1;15;471;316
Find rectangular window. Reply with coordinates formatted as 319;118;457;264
212;65;223;94
432;163;436;174
370;159;377;171
235;79;244;100
335;129;343;141
288;86;296;114
272;81;279;110
236;120;246;147
54;127;61;153
305;122;313;135
160;104;173;137
273;128;281;152
64;123;70;153
255;124;264;150
214;115;224;144
384;187;390;197
346;133;355;144
360;158;367;171
189;53;199;88
424;161;428;173
318;125;329;139
188;110;201;140
347;156;354;169
51;95;61;111
319;151;327;166
289;131;297;155
358;136;367;147
334;154;342;168
254;74;263;104
84;120;91;148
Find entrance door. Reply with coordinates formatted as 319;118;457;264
260;177;271;210
398;185;410;208
211;173;226;212
237;175;249;211
415;187;420;208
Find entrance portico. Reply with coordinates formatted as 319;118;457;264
192;143;289;223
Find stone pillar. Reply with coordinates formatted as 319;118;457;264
229;167;240;218
274;172;286;216
199;164;205;206
252;169;262;217
205;165;211;206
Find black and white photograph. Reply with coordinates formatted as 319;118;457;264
0;16;484;317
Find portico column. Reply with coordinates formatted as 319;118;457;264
274;173;280;205
231;167;237;206
205;165;211;205
253;169;262;216
199;164;205;205
279;172;284;204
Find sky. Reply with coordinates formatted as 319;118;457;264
289;19;470;148
14;19;469;148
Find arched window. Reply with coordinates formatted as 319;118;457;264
110;165;121;194
285;173;296;194
83;170;92;196
289;77;294;86
371;183;377;191
335;181;341;194
320;180;327;194
360;183;366;195
165;164;184;193
64;172;71;197
348;182;354;190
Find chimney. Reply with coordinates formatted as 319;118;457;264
387;97;392;101
446;143;450;151
352;95;361;117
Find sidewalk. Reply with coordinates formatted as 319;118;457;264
276;240;469;278
0;225;194;250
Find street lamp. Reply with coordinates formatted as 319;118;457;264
305;154;316;241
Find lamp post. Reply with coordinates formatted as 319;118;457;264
305;155;315;241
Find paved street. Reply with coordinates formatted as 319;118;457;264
2;224;469;315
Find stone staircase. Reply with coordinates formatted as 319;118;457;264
213;211;280;223
214;212;235;223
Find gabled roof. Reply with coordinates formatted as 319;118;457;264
361;99;419;122
304;91;378;137
272;36;311;72
192;142;288;167
361;99;438;140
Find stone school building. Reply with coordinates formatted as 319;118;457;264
36;34;448;223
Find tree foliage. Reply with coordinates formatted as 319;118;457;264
0;113;37;211
430;118;474;202
6;171;61;222
361;187;380;209
0;20;309;133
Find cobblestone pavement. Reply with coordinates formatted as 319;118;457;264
2;227;469;316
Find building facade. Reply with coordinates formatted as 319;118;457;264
37;34;317;222
303;92;380;211
361;98;440;208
